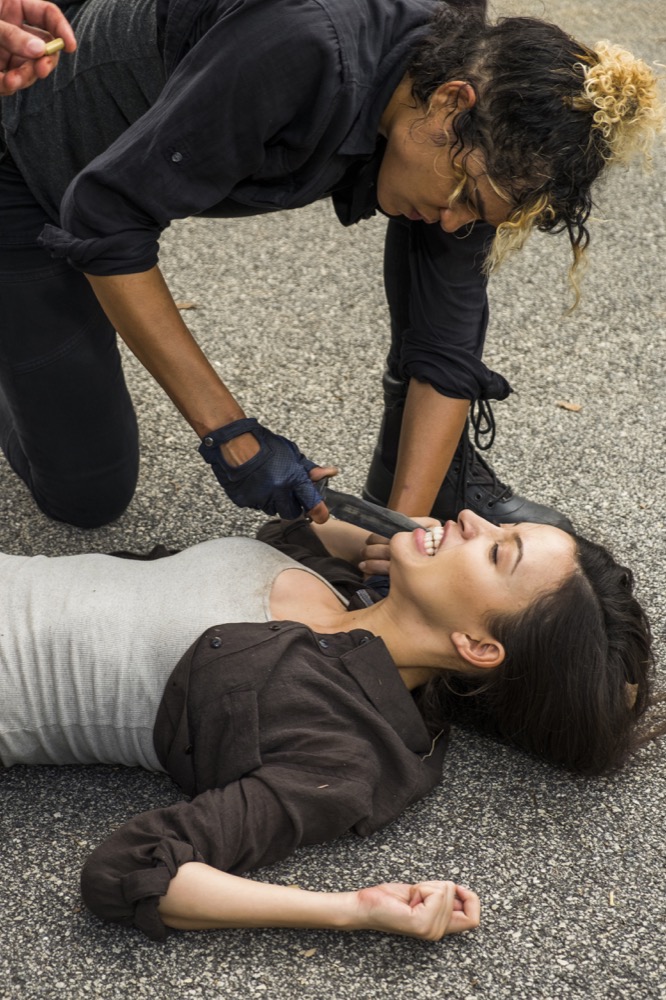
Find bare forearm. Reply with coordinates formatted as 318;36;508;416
156;863;480;940
87;268;258;463
158;863;356;932
389;381;469;516
310;518;374;564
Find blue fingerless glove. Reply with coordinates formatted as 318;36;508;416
198;418;323;518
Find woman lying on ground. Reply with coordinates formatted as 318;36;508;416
0;511;654;941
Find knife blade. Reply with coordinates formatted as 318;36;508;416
316;479;422;538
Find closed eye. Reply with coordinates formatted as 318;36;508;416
491;542;499;565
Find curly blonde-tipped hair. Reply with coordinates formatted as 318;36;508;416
485;41;663;297
572;41;664;167
409;12;664;304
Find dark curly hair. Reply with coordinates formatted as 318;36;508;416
408;5;663;297
416;533;656;775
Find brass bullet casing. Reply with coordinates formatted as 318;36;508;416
43;38;65;56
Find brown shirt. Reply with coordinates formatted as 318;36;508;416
81;620;448;940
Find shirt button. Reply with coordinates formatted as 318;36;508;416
269;624;280;631
171;151;183;163
184;744;193;755
319;639;329;648
360;636;370;644
210;637;222;648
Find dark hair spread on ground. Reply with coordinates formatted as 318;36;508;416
408;3;663;299
417;534;656;776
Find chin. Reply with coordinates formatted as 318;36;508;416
375;183;395;217
392;530;421;564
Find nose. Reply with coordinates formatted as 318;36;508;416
439;204;478;233
457;508;498;538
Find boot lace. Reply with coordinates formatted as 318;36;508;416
471;398;495;452
453;400;513;513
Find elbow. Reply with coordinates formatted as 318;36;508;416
81;846;173;942
80;847;133;927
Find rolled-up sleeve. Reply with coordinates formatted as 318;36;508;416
399;220;512;402
81;759;376;941
38;3;343;275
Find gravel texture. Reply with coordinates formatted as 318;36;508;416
1;2;664;997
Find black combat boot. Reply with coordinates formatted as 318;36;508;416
363;371;574;532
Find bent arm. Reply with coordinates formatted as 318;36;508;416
310;513;439;577
158;862;480;940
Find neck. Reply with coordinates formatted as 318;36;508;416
307;599;443;691
379;74;418;137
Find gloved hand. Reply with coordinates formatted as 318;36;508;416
198;418;325;518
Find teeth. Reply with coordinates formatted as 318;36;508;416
424;525;444;556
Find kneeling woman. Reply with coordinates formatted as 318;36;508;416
0;513;653;940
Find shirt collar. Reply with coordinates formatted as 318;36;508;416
340;632;438;756
337;25;430;157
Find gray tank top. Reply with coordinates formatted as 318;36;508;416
0;538;344;769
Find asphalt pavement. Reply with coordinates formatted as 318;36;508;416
1;2;665;997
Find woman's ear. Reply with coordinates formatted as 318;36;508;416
450;631;505;670
428;80;477;115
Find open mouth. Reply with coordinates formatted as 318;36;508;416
423;525;445;556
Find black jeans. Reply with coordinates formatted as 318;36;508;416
0;155;139;527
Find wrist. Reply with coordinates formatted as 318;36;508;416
219;432;260;466
199;418;261;468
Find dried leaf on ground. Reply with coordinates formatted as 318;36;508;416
555;400;582;412
175;300;198;310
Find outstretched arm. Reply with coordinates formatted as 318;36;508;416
88;268;336;522
87;270;252;450
389;382;469;516
159;862;480;940
0;0;76;95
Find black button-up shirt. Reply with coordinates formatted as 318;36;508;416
35;0;510;400
44;0;438;273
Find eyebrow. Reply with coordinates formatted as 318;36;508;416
510;534;524;575
467;171;513;228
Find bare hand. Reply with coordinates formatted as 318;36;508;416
358;515;440;576
355;881;480;940
0;0;76;96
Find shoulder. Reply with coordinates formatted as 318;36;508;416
257;518;366;599
205;0;346;57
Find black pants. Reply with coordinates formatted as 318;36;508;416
0;155;139;527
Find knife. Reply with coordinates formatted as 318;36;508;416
315;478;422;538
